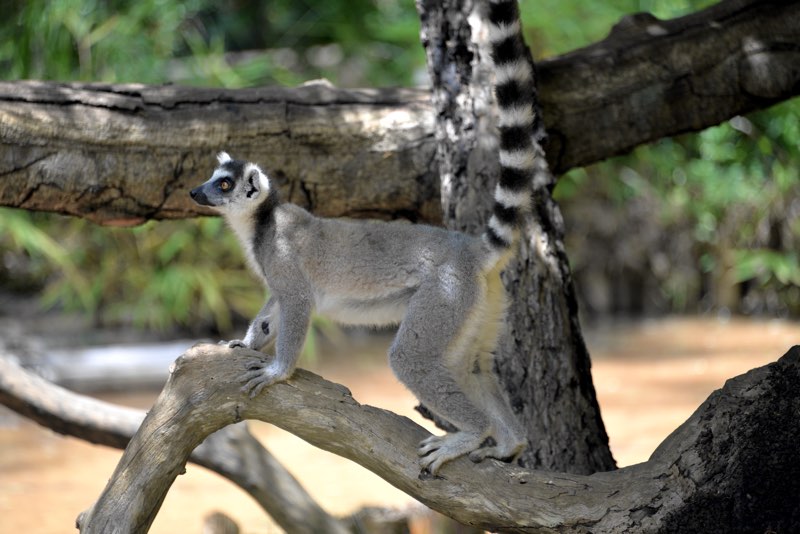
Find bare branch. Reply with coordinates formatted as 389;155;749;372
0;353;349;534
77;344;800;533
0;81;440;225
1;0;797;224
539;0;800;172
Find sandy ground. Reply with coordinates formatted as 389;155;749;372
0;317;798;533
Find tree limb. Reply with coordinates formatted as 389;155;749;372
0;81;440;225
78;344;800;533
1;0;797;224
540;0;800;172
0;353;349;534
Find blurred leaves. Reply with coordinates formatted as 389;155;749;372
0;212;261;334
735;250;800;287
0;0;426;88
556;98;800;315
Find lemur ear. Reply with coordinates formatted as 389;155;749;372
217;151;232;165
244;164;270;200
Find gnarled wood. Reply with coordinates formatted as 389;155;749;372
77;344;800;533
1;0;798;225
0;353;349;534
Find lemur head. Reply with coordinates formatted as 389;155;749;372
190;152;271;213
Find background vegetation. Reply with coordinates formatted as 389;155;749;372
1;0;797;338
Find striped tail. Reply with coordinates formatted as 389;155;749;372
484;0;536;257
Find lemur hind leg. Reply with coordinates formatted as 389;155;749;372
465;353;527;464
389;274;495;474
425;267;526;466
391;346;489;474
464;273;527;463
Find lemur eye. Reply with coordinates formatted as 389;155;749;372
218;178;233;192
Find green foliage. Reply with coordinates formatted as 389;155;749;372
735;250;800;287
0;210;261;333
654;100;798;312
0;210;93;306
556;97;800;314
0;0;425;88
2;0;202;83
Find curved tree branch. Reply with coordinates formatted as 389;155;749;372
1;0;797;224
77;344;800;533
0;353;349;534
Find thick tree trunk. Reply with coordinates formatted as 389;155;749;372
1;0;797;225
416;0;615;474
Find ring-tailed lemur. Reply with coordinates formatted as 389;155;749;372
190;0;533;474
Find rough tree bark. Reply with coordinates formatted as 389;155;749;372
416;0;614;474
74;343;800;533
0;0;797;225
0;82;440;226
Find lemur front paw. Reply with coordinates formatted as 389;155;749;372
239;356;290;398
417;431;484;475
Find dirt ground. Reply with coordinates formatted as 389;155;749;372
1;317;797;533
